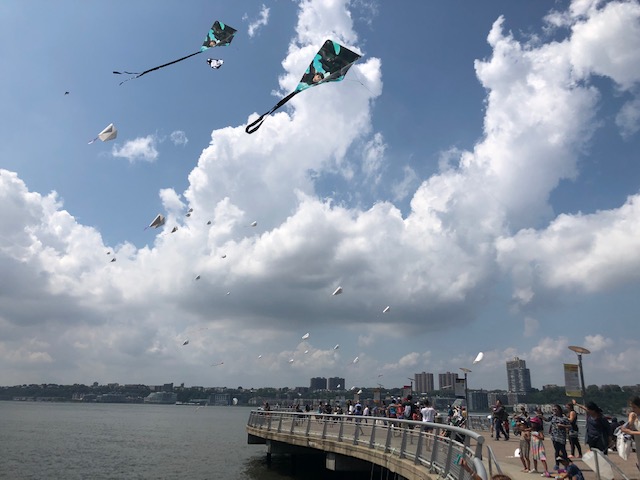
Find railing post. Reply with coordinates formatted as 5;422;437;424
369;419;377;448
415;427;424;465
322;414;328;439
384;421;393;453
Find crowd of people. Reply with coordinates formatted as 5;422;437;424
490;396;640;477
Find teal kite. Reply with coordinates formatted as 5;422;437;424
246;40;361;134
114;20;236;85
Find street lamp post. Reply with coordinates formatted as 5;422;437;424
568;346;591;400
460;367;472;413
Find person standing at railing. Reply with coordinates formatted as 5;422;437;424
619;396;640;471
571;400;610;456
565;402;582;459
547;404;571;470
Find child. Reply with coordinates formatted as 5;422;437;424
555;456;584;480
530;413;550;476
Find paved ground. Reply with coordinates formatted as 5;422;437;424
476;435;639;480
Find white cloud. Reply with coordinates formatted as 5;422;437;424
170;130;188;146
111;135;159;163
583;334;614;352
616;96;640;139
246;4;270;38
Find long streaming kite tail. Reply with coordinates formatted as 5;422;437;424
87;137;99;144
245;91;299;134
115;50;202;85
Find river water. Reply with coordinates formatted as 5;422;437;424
0;402;343;480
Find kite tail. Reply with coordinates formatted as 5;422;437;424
88;137;99;144
114;50;202;85
245;91;299;134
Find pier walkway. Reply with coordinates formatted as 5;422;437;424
247;411;639;480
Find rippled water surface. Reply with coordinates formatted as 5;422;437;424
0;402;339;480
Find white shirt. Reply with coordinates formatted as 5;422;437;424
421;406;436;423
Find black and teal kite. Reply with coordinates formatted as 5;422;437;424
246;40;361;134
114;20;236;85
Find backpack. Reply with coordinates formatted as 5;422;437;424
404;404;413;419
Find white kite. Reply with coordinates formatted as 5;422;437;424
301;333;310;340
249;221;257;227
146;214;165;230
88;123;117;144
352;356;359;364
473;352;484;364
211;361;224;367
304;350;309;354
288;358;294;363
207;58;224;69
333;344;340;350
357;389;363;395
332;286;343;296
383;306;390;313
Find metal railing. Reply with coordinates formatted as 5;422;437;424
247;411;494;480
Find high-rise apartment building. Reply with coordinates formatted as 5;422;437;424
327;377;345;391
415;372;434;393
310;377;327;390
506;357;532;394
438;372;459;391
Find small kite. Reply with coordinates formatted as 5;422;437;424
146;214;165;230
195;275;201;281
170;226;178;233
88;123;117;144
246;40;361;134
249;221;257;227
288;358;294;363
106;251;111;255
207;220;212;225
473;352;484;364
383;306;390;313
333;344;340;350
304;350;309;354
301;333;310;340
352;356;359;364
114;21;236;85
182;340;189;346
357;389;363;395
221;254;227;259
336;384;341;389
211;361;224;367
64;91;69;95
110;258;116;263
258;354;262;359
332;286;343;296
207;58;224;69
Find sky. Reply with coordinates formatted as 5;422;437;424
1;0;639;391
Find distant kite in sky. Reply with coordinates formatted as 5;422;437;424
64;91;69;95
473;352;484;364
333;344;340;350
352;356;359;364
195;275;201;281
249;221;258;227
171;226;178;233
88;123;117;144
302;333;310;340
207;58;224;69
246;40;361;134
211;361;224;367
383;306;390;313
146;214;165;230
332;286;343;296
114;21;236;85
110;258;116;263
288;358;294;363
304;350;309;354
182;340;189;346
